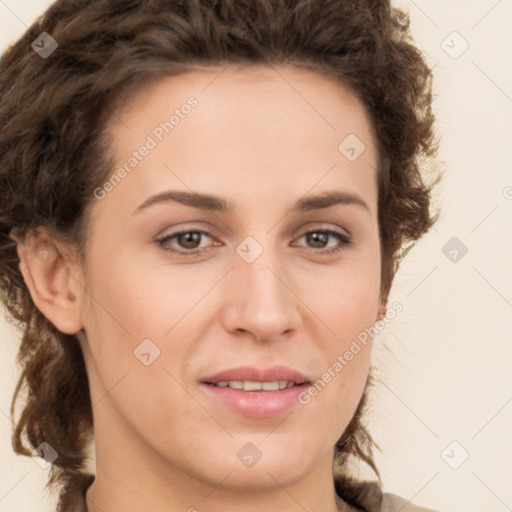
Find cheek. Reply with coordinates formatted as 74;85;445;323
300;250;379;414
306;257;381;342
84;244;200;340
80;246;215;416
80;250;204;431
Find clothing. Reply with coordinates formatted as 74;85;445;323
350;480;440;512
69;473;439;512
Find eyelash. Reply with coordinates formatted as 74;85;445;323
155;228;352;257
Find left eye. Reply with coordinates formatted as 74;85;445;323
293;229;352;255
155;228;352;257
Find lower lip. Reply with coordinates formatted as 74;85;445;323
200;383;310;418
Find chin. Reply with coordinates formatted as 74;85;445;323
212;459;312;491
193;435;324;490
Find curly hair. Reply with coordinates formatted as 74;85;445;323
0;0;441;509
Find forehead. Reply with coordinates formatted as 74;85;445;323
109;64;375;137
98;64;379;218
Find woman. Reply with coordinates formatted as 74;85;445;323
0;0;441;511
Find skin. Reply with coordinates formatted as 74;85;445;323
17;64;386;512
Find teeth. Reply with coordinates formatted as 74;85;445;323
244;381;262;391
212;380;295;390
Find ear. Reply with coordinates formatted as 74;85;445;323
14;227;84;335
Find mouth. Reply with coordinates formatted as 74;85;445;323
200;366;312;418
203;380;308;391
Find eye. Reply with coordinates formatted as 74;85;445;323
155;227;352;258
294;229;352;255
155;229;217;257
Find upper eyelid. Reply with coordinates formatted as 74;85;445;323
158;220;351;238
293;224;351;239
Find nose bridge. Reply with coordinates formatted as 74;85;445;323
222;235;300;340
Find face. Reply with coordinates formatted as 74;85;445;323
75;64;383;492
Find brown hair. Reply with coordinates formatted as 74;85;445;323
0;0;441;509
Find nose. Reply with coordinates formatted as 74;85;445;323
220;244;302;343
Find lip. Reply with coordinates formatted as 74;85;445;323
201;365;310;385
200;365;312;418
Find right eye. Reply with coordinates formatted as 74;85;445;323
155;229;220;257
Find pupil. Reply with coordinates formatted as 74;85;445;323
180;232;200;248
308;232;327;248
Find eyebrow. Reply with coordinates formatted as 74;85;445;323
134;189;370;215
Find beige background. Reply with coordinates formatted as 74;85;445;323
1;1;511;511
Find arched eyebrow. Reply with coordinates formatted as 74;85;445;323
290;190;370;214
133;189;370;215
134;190;231;214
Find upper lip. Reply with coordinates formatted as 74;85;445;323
201;365;311;385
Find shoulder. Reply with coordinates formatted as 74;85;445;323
379;491;440;512
337;478;439;512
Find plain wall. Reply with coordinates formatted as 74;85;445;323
1;1;511;511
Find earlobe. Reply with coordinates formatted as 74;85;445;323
15;227;84;335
